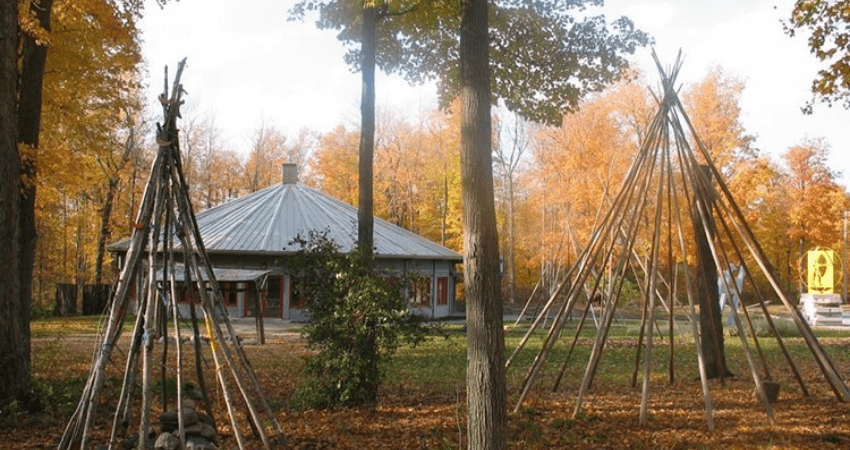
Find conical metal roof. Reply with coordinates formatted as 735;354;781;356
116;181;462;261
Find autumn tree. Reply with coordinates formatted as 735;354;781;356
419;101;463;251
531;82;641;274
682;66;755;173
176;103;206;191
32;0;145;301
494;109;532;303
288;127;321;179
94;102;148;286
787;0;850;112
2;0;162;408
783;139;848;293
727;155;793;291
306;104;464;251
373;108;428;230
245;120;291;192
308;125;360;206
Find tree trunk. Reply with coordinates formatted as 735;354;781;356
0;0;26;406
95;175;118;285
12;0;54;407
357;4;376;259
693;166;729;379
96;125;137;285
507;176;517;303
460;1;508;449
798;235;806;296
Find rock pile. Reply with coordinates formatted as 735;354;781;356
154;399;219;450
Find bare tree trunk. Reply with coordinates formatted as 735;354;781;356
507;177;517;303
0;0;25;406
95;117;139;285
95;176;118;285
460;1;507;448
357;3;376;259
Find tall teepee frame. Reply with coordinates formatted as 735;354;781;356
509;51;849;430
59;60;282;450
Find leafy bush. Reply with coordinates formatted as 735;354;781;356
751;316;803;338
288;230;427;408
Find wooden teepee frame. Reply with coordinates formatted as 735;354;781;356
59;59;282;450
508;51;849;430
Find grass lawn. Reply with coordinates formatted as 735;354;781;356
3;313;850;449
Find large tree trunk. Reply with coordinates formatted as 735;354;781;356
0;0;26;406
357;4;376;259
13;0;54;406
460;1;508;449
693;166;729;379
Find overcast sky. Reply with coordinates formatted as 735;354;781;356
140;0;850;187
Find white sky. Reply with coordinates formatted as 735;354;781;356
140;0;850;187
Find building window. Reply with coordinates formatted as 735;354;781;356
437;277;448;306
289;278;311;309
410;277;432;308
220;282;238;306
265;277;283;317
176;285;200;304
245;286;260;316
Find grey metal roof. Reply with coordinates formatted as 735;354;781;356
114;182;462;262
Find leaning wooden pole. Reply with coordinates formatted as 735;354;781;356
514;278;542;327
61;59;284;449
673;79;850;402
169;128;283;438
170;161;282;442
669;150;715;430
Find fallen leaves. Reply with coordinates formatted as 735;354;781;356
5;332;850;449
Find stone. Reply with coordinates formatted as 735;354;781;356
181;407;199;425
197;413;215;427
181;398;197;410
120;433;138;450
185;435;219;450
159;407;199;432
754;381;780;404
184;421;218;444
154;432;181;450
182;382;205;400
199;422;219;443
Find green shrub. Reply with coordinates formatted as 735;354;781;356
751;316;802;338
287;230;427;409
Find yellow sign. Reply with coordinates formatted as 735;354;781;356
807;249;835;294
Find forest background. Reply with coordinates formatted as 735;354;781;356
30;0;850;314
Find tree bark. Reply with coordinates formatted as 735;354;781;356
15;0;54;403
507;176;517;303
95;120;138;285
693;166;729;379
357;3;376;259
460;1;508;449
0;0;26;406
95;176;118;285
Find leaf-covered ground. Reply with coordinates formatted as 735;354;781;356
4;319;850;449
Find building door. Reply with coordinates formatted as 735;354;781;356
264;276;284;318
435;276;450;318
